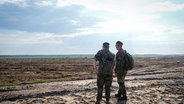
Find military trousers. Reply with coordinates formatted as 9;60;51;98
97;73;113;100
117;71;128;96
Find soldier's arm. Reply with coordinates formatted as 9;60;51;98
114;62;118;77
113;56;117;77
112;54;116;73
114;65;117;73
93;59;98;74
93;50;102;74
114;52;124;73
121;51;126;68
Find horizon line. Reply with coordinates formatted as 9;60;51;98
0;54;184;56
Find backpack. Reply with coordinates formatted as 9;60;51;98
124;50;134;70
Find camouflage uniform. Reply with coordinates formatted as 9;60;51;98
115;48;128;97
94;49;115;101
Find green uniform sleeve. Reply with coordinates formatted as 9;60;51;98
115;50;125;73
94;50;102;61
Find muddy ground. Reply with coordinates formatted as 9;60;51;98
0;56;184;104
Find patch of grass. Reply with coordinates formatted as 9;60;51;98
0;78;68;87
33;79;50;83
33;78;73;83
0;82;22;87
19;78;73;85
57;77;72;81
0;77;82;87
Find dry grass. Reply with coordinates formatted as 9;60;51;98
0;58;95;86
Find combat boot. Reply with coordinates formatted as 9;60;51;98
118;95;127;100
106;99;110;104
115;93;121;98
95;100;100;104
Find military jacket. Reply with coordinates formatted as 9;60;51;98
94;49;115;75
115;48;126;73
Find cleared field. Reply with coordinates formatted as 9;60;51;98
0;56;184;103
0;57;95;86
0;55;151;86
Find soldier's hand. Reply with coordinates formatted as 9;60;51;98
95;68;98;74
113;73;117;77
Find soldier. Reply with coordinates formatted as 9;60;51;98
114;41;128;100
93;42;115;104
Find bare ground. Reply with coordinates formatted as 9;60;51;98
0;56;184;104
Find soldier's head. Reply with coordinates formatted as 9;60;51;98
103;42;110;49
115;41;123;50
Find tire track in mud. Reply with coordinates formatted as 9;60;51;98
125;65;184;104
127;77;183;81
0;88;97;102
128;70;183;76
0;83;96;103
0;80;97;102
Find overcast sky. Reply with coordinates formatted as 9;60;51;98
0;0;184;55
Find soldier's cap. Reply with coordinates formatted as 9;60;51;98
116;41;123;46
103;42;110;47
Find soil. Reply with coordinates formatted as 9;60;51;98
0;56;184;104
